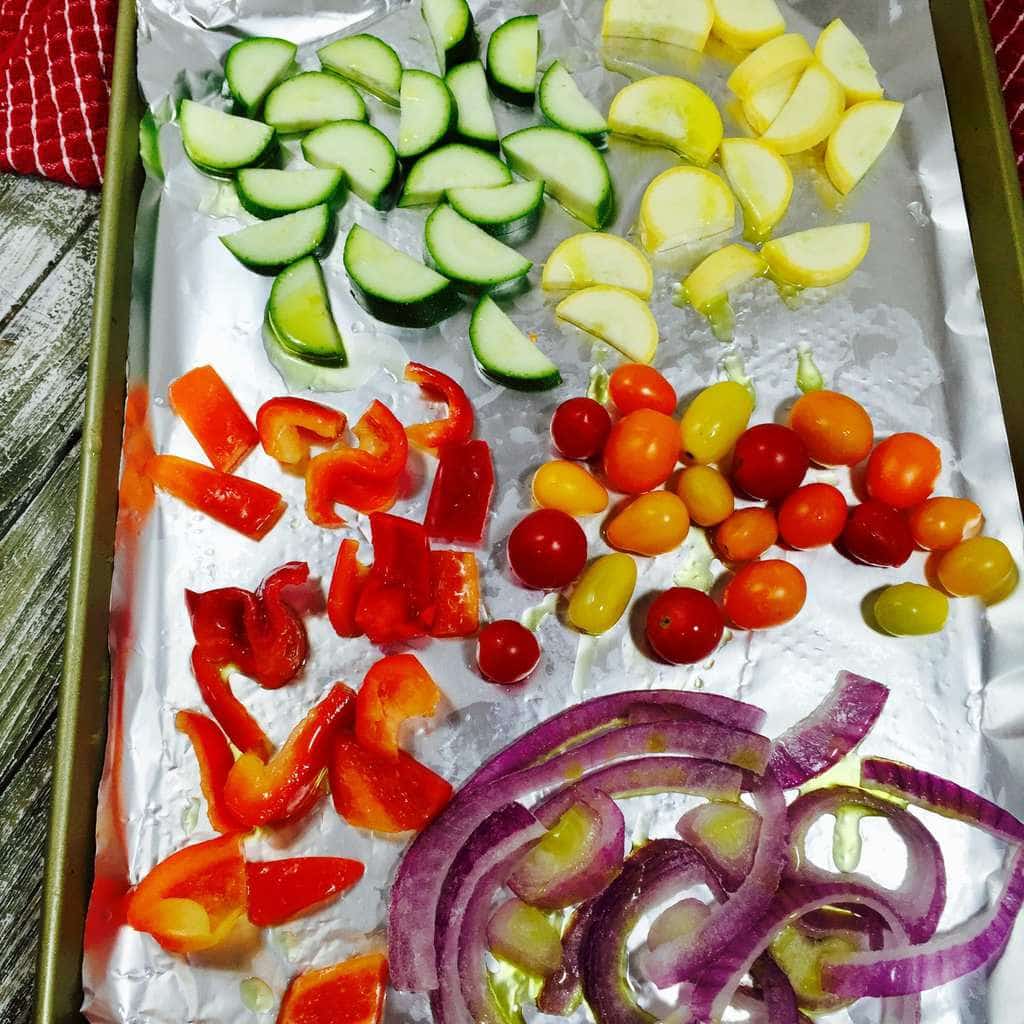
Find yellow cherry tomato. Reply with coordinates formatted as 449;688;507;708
605;492;690;555
873;583;949;636
937;537;1018;603
676;465;736;527
567;554;638;635
680;381;755;464
532;460;609;516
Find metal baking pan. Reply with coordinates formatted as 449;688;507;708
31;0;1024;1020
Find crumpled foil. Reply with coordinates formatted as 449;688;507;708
83;0;1024;1021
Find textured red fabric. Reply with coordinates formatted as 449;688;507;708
987;0;1024;186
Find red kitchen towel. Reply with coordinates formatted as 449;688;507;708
987;0;1024;185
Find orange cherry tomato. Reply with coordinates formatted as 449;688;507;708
777;483;848;549
865;433;941;509
605;491;690;555
713;507;778;562
723;559;807;629
787;390;874;467
603;409;680;494
532;460;609;516
907;496;984;551
609;364;678;415
676;465;735;527
937;537;1018;603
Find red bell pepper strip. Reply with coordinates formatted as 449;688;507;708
256;397;347;466
175;710;242;834
277;953;387;1024
327;539;369;637
329;734;453;833
424;439;495;544
245;857;365;927
404;362;474;454
355;654;442;758
148;454;286;540
305;400;408;528
223;684;355;827
126;834;247;955
191;649;274;760
168;365;258;473
429;550;480;638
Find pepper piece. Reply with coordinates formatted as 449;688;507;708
223;683;355;827
168;365;258;473
191;650;274;760
404;362;474;454
148;454;285;539
328;539;370;638
306;400;408;528
245;857;365;927
429;550;480;638
355;654;442;758
424;439;495;544
175;710;242;834
329;734;453;833
126;834;246;955
257;397;347;466
277;953;387;1024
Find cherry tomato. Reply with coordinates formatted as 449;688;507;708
568;554;638;635
937;537;1018;603
841;501;914;567
676;465;735;527
476;621;541;684
508;509;588;590
777;483;848;550
680;381;754;465
874;583;949;636
609;363;678;415
731;424;809;501
645;588;725;664
787;390;874;467
605;491;690;555
723;560;807;629
603;409;680;494
907;497;984;551
865;433;941;509
713;507;778;563
550;397;612;460
532;460;609;516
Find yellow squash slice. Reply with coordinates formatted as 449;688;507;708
711;0;785;52
683;243;767;310
825;99;904;194
741;72;798;134
719;137;792;241
556;285;660;363
762;222;871;288
815;18;883;105
602;0;714;53
542;233;653;298
727;33;812;99
761;62;844;155
638;166;736;255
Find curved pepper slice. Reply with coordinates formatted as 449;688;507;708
355;654;442;758
424;439;495;544
175;710;242;834
306;400;408;528
126;834;246;955
224;683;355;827
277;953;387;1024
191;650;274;760
257;397;347;466
429;550;480;638
246;856;365;927
327;539;369;638
404;362;474;454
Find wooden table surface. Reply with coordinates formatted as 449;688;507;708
0;172;101;1022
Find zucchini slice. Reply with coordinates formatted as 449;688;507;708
263;71;366;134
317;33;403;106
445;60;499;150
555;285;659;363
422;0;478;72
221;205;331;272
302;120;400;210
486;15;539;107
398;69;456;161
501;126;614;230
469;295;561;391
343;224;461;327
424;204;532;290
399;143;511;206
538;61;607;144
236;168;345;219
267;256;347;367
179;100;276;176
446;180;544;241
224;37;296;117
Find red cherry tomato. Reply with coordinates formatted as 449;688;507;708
777;483;848;549
550;397;612;460
476;620;541;684
645;588;725;664
507;509;588;590
841;501;914;567
731;423;809;501
865;433;941;509
603;409;680;494
713;507;778;562
609;364;678;415
723;560;807;629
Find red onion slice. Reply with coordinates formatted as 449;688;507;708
536;899;596;1016
677;801;762;892
750;954;802;1024
486;898;563;976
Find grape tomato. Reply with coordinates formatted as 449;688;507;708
865;432;941;509
676;465;735;527
605;491;690;556
778;483;848;549
787;390;874;467
508;509;588;590
723;560;807;630
532;460;609;516
731;423;809;501
567;554;638;635
680;381;755;465
714;507;779;563
645;588;725;664
609;364;678;415
937;537;1018;603
841;501;914;567
907;497;983;551
874;583;948;636
550;397;612;460
603;409;680;494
